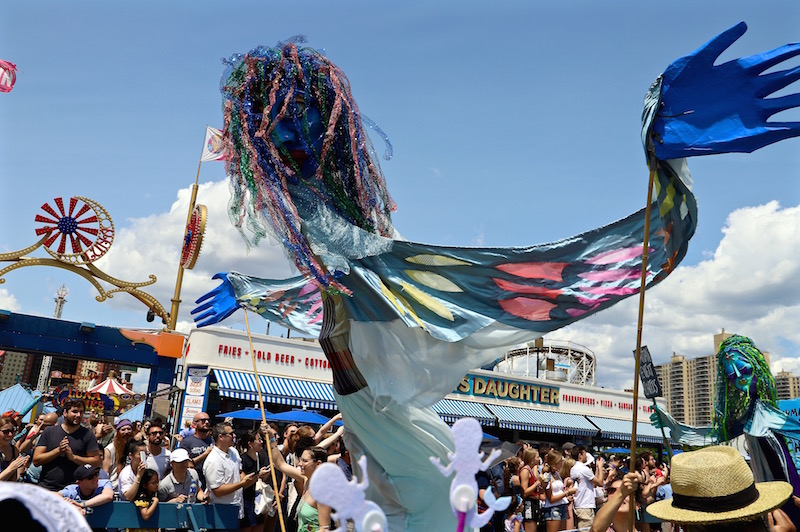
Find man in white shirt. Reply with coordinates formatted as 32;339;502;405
570;445;605;530
203;422;257;522
145;421;171;479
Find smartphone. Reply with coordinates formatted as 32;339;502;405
140;451;147;464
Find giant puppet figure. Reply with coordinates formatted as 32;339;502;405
652;335;800;522
194;24;800;531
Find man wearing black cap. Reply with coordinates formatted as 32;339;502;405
59;463;114;515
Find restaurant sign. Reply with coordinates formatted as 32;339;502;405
454;374;560;406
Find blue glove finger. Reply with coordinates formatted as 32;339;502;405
192;309;217;323
690;21;746;67
194;305;239;327
762;92;800;116
194;290;217;306
741;42;800;74
757;64;800;99
191;299;214;315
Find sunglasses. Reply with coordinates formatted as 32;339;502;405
607;486;619;495
0;429;15;435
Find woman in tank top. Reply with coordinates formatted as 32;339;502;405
519;449;542;532
264;431;332;532
541;450;577;532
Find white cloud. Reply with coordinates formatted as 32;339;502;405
560;201;800;390
92;180;296;325
0;288;20;311
128;367;151;394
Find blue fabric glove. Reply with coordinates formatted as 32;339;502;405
651;22;800;159
192;272;240;327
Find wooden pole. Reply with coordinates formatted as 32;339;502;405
168;156;202;332
244;309;287;532
628;167;656;532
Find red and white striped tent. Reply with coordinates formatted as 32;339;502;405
87;378;133;395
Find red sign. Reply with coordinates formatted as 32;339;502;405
0;61;17;93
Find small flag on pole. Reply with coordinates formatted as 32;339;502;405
201;125;228;162
0;60;17;93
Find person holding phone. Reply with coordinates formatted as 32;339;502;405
119;439;148;501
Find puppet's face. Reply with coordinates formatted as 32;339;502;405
723;351;754;392
269;91;325;179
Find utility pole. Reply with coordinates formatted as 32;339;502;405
36;285;68;391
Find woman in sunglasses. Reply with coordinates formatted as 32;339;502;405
0;417;29;481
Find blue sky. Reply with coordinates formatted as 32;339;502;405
1;2;798;392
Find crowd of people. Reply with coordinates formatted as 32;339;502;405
0;399;348;531
0;399;798;532
479;441;798;532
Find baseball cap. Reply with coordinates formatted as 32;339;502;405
170;448;191;463
74;464;100;481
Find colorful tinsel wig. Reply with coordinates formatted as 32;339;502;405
220;36;396;291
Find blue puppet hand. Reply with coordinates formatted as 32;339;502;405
192;272;241;327
650;408;666;429
651;22;800;160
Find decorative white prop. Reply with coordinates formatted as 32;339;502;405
309;455;388;532
430;417;511;531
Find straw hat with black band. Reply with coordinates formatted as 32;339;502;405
647;445;792;524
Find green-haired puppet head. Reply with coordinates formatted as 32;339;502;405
713;335;777;441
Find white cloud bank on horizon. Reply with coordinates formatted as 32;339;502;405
559;200;800;390
92;182;798;391
0;289;20;312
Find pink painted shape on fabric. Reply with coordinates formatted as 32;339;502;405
298;282;319;297
574;296;609;307
580;286;639;296
495;262;569;281
566;307;593;317
498;297;556;321
577;268;641;282
586;246;652;265
493;278;562;299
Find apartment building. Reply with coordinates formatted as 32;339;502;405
655;331;736;426
775;370;800;401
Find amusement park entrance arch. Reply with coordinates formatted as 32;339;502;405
0;310;184;416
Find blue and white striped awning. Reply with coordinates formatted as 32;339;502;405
485;404;597;436
433;399;495;426
586;415;670;444
213;369;336;410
